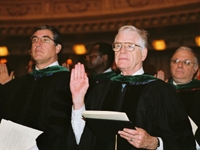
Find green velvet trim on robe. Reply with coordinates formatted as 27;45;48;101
92;71;117;81
168;79;200;90
30;66;69;79
110;74;158;84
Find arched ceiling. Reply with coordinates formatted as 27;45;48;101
0;0;200;55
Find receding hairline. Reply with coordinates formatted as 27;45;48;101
173;46;198;65
114;25;148;48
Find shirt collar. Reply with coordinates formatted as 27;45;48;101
132;67;144;76
173;81;177;85
35;61;59;70
173;80;192;85
103;68;112;73
120;67;144;76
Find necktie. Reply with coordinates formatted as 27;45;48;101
115;84;127;111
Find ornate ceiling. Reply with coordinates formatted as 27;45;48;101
0;0;200;55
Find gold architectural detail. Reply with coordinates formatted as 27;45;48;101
0;2;42;17
0;0;199;55
0;9;199;36
0;1;199;35
126;0;149;7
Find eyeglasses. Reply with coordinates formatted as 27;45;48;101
112;42;141;52
30;36;55;43
171;59;197;66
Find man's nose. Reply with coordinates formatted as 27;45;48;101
177;61;184;67
119;45;126;53
35;38;43;45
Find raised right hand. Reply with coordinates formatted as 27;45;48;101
154;70;165;81
0;63;14;85
70;63;89;110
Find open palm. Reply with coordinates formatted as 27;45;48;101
70;63;89;109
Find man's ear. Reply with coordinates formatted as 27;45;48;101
55;44;62;54
194;65;199;74
29;50;32;56
141;48;148;61
102;54;108;62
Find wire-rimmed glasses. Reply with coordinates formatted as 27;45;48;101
112;42;141;52
170;59;197;66
30;36;55;43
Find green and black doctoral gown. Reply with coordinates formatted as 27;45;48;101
86;70;118;97
168;79;200;146
0;66;72;150
70;74;196;150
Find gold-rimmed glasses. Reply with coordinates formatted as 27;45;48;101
30;36;55;43
112;42;141;52
170;59;197;66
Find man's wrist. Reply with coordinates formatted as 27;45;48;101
156;137;160;148
150;137;160;150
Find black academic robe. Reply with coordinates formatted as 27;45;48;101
168;79;200;145
86;70;118;98
73;75;196;150
0;66;72;150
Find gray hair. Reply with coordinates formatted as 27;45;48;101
115;25;148;49
174;46;198;66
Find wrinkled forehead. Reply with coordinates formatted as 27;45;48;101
172;49;195;61
114;30;141;43
32;29;53;37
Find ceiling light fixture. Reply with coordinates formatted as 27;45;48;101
0;58;7;64
73;44;87;55
66;59;73;65
152;40;166;51
195;36;200;47
0;46;9;56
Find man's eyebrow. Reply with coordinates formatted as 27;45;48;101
31;35;51;38
42;35;51;38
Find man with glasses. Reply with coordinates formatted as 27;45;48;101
0;25;72;150
156;46;200;149
69;25;196;150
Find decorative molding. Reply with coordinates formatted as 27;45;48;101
0;2;42;17
127;0;149;6
0;0;199;55
0;9;199;36
7;4;29;16
64;1;100;13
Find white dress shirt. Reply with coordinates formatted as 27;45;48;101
103;67;112;73
35;61;59;70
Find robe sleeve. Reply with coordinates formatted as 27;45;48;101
137;80;196;150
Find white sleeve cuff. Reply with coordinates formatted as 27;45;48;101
71;105;86;144
156;137;163;150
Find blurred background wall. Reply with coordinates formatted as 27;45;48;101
0;0;200;79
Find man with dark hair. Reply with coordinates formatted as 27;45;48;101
85;42;116;77
0;25;72;150
85;42;118;95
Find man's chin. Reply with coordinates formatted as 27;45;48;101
173;75;185;80
173;72;184;77
33;55;43;60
